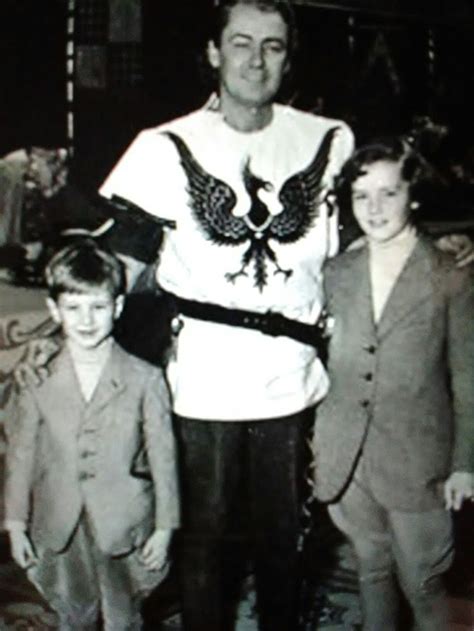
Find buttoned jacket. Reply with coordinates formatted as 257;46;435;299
5;343;180;554
313;237;474;510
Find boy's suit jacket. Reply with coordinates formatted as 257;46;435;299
5;342;180;555
313;237;474;511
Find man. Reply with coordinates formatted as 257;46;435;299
99;2;353;630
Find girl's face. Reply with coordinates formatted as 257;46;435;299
351;159;412;244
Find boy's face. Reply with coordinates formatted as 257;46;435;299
352;159;411;244
47;289;124;351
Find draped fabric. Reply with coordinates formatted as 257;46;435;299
0;150;28;247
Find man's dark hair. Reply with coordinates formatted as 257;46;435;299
45;239;126;301
210;0;298;57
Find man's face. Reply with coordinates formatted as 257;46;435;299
208;3;289;111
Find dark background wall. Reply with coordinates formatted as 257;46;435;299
1;0;474;202
0;0;66;152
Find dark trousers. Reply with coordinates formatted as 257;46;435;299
174;409;314;631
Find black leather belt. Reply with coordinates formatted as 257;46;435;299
167;293;328;358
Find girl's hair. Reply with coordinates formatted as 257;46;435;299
335;136;425;221
209;0;298;57
45;239;126;301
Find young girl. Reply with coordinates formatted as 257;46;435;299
312;138;474;630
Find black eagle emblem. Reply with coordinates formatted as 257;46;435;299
163;127;339;290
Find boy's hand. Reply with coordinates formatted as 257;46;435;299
435;234;474;268
14;337;61;388
8;528;38;569
141;529;172;571
444;471;474;511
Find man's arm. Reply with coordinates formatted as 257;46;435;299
99;129;179;225
97;194;171;272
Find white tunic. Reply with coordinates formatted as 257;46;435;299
100;103;354;420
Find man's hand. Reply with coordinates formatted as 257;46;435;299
8;528;37;569
345;235;366;251
435;234;474;268
14;337;61;388
444;471;474;511
140;529;172;571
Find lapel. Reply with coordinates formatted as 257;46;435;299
39;347;85;429
84;343;128;420
337;247;377;345
376;237;433;340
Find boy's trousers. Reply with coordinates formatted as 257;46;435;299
28;511;166;631
174;409;314;631
329;456;454;631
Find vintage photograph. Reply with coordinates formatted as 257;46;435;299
1;1;473;629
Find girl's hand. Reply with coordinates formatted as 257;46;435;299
444;471;474;511
8;528;37;569
140;529;172;571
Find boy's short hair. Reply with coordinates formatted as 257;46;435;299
45;239;126;301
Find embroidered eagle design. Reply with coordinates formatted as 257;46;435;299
163;126;339;290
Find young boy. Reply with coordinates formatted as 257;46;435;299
4;240;180;630
312;138;474;630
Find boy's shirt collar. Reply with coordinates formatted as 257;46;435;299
42;341;127;412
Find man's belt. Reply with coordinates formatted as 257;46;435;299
168;293;328;357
